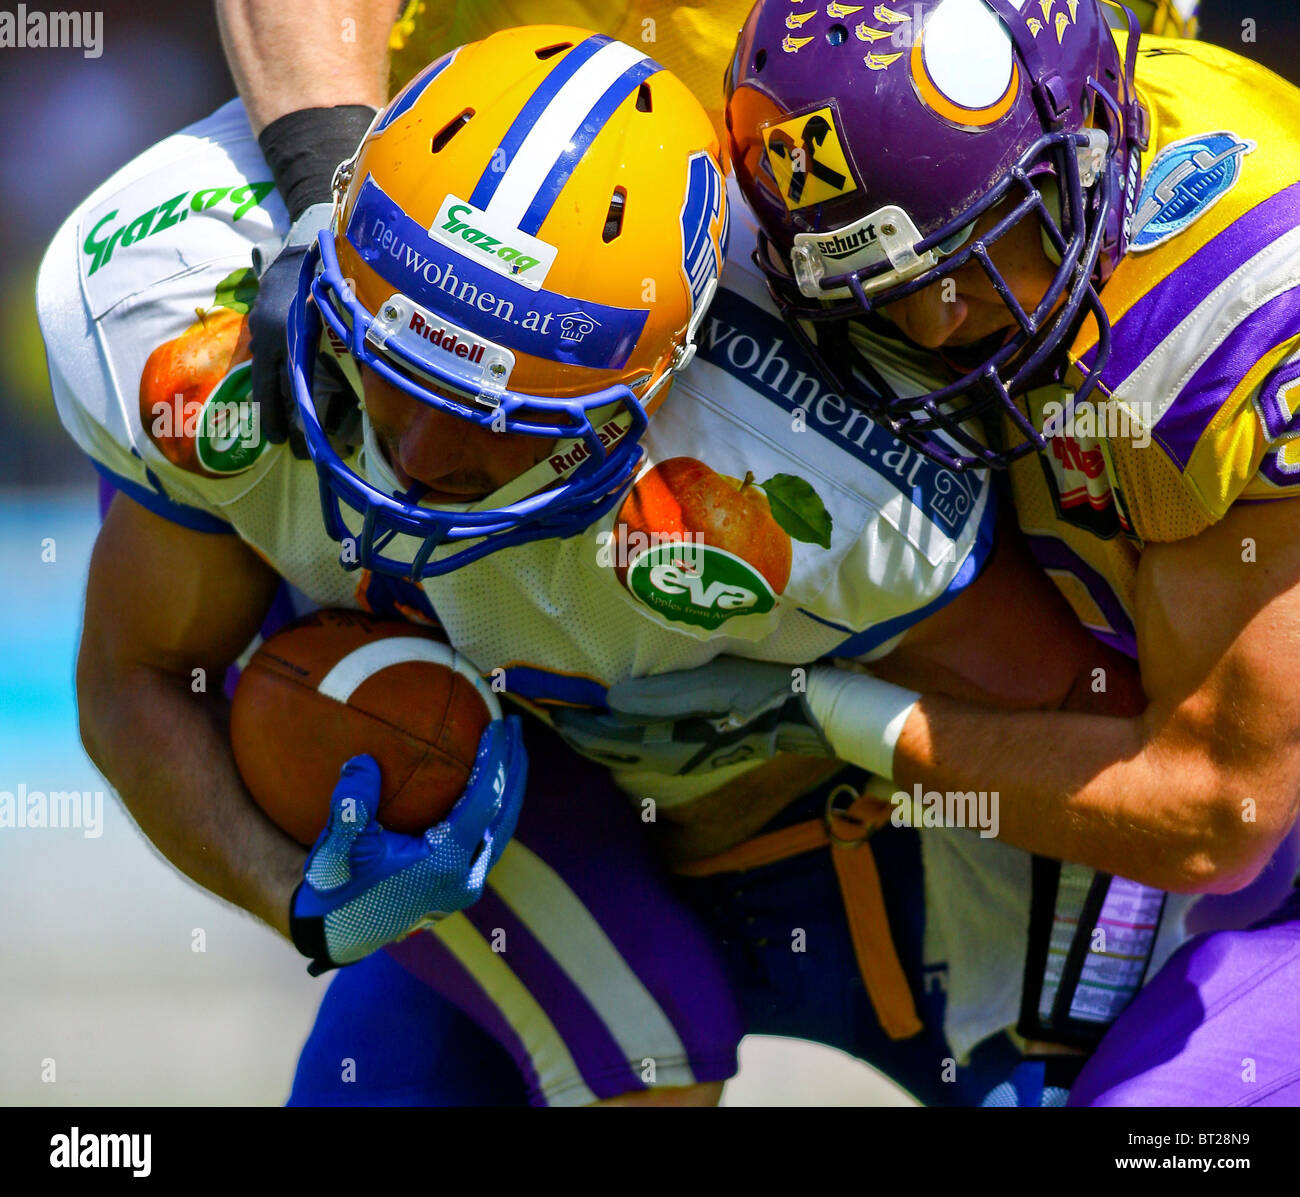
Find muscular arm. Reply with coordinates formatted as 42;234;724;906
660;521;1143;862
887;500;1300;894
215;0;397;134
77;495;305;936
873;515;1145;719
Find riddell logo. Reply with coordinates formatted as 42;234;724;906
407;312;487;364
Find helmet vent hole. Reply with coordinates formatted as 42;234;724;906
535;42;572;60
827;24;848;46
603;188;627;244
755;49;767;73
430;108;474;154
636;82;653;113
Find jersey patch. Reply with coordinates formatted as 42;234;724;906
1254;357;1300;488
1128;132;1255;252
608;457;834;631
1042;433;1125;538
138;271;266;479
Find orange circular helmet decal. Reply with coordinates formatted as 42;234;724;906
910;31;1021;128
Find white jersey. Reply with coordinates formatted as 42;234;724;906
37;99;1188;1061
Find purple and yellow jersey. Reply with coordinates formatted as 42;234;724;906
1001;36;1300;657
388;1;755;136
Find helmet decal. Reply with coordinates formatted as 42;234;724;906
465;35;663;237
761;107;860;211
910;0;1023;128
1026;0;1082;41
344;175;650;372
679;152;727;315
430;194;558;291
871;3;912;22
855;2;913;65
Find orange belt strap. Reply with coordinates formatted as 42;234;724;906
673;787;923;1041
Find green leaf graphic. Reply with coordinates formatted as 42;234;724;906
213;267;259;315
760;473;833;549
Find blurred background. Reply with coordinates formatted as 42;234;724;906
3;1;1300;1106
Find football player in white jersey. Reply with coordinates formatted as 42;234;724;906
42;29;1152;1105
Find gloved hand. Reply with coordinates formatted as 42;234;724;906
289;716;526;975
550;658;834;776
249;203;356;455
551;656;920;780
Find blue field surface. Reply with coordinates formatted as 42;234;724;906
0;490;98;764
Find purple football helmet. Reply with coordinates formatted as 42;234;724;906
726;0;1148;470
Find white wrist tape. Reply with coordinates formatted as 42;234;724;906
805;666;920;781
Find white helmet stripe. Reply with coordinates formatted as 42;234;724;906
483;39;650;232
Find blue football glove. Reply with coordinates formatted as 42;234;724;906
289;715;526;976
549;658;834;776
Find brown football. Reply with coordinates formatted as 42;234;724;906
229;609;499;844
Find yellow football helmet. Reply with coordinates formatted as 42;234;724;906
287;25;729;578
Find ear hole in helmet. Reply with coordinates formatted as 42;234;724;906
535;42;572;60
755;48;767;73
603;188;627;243
826;24;848;46
636;82;653;113
431;108;474;153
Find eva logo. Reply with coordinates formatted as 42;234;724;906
626;542;775;631
193;363;266;475
612;457;832;630
430;195;557;289
1128;132;1256;252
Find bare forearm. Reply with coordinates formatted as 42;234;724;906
216;0;396;133
891;697;1262;893
79;662;305;936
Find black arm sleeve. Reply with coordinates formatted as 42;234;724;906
257;105;378;222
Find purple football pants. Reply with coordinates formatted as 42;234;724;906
1069;886;1300;1106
